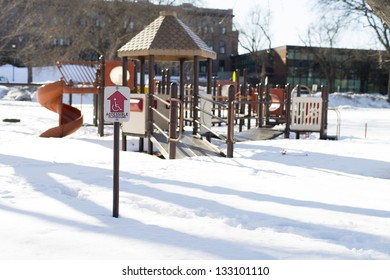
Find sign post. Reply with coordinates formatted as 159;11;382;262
104;86;130;218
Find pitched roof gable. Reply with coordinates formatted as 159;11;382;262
117;11;216;61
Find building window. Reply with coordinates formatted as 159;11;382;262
219;60;225;72
94;18;102;27
200;62;207;74
219;41;226;54
125;20;134;30
206;40;214;50
221;26;226;34
52;37;71;47
79;18;88;26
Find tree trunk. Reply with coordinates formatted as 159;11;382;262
366;0;390;26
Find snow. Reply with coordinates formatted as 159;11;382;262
0;66;390;261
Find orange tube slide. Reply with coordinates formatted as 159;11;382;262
38;80;84;138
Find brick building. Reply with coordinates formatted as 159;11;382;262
236;45;389;94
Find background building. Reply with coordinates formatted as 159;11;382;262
175;4;238;79
236;45;389;94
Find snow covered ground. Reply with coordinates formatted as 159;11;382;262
1;63;390;263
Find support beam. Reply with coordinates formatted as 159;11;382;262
192;55;199;136
147;55;155;155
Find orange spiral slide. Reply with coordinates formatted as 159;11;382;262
38;80;96;138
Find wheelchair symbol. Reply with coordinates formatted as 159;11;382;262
111;98;122;112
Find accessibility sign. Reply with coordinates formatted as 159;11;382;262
104;86;130;122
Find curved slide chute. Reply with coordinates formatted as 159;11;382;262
38;80;83;138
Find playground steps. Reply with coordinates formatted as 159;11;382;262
151;131;224;159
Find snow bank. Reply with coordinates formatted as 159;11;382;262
330;92;390;109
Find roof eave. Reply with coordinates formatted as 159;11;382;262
117;49;216;61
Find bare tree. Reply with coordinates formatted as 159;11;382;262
238;5;272;84
1;0;207;83
4;0;161;69
318;0;390;99
301;15;348;92
0;1;37;65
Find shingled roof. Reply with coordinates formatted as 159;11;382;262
117;11;216;61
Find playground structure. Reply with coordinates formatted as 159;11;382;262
120;69;336;157
38;11;339;159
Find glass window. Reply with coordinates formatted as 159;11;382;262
219;41;225;54
218;60;225;72
206;40;214;50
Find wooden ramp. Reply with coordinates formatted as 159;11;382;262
234;127;284;142
151;131;224;159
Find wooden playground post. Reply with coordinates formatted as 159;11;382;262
257;83;264;128
238;83;244;132
93;76;98;127
320;85;329;139
179;59;185;129
247;88;252;130
217;84;222;126
138;57;146;152
121;58;128;152
242;69;251;130
192;56;199;136
184;84;191;126
161;69;166;94
295;84;301;139
265;82;270;126
147;55;155;155
234;69;239;125
207;58;212;95
140;57;145;94
211;79;216;127
98;56;105;137
166;69;171;95
179;59;185;104
284;83;292;138
168;83;178;159
238;69;248;132
227;85;235;158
